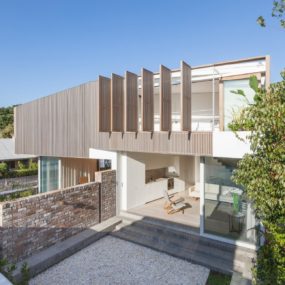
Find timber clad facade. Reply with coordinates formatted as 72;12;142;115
15;58;217;157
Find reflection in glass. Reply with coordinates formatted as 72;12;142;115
192;80;219;131
40;157;59;193
224;79;255;131
204;157;257;244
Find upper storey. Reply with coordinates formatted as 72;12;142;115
14;56;269;158
98;56;269;134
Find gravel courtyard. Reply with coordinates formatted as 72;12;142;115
30;236;210;285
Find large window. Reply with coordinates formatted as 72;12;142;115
40;157;59;193
203;157;257;244
192;80;219;131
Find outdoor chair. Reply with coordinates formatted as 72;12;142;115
163;189;186;214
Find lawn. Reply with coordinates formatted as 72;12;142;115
206;271;231;285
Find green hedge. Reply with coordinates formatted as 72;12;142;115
4;169;38;178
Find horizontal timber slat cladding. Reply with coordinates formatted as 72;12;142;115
160;65;172;131
15;80;213;157
125;71;138;132
93;132;212;156
181;61;192;131
99;76;111;132
141;68;154;131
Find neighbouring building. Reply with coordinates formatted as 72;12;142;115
0;138;38;192
14;55;270;250
0;138;36;170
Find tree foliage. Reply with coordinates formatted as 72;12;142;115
229;73;285;284
0;106;14;138
258;0;285;28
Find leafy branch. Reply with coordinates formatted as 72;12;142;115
257;0;285;28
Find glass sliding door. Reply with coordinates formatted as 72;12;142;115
203;157;257;244
40;157;59;193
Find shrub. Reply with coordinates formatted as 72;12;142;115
17;161;27;170
5;168;38;178
29;161;38;170
229;73;285;284
0;162;8;177
0;258;30;285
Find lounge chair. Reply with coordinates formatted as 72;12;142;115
163;189;186;214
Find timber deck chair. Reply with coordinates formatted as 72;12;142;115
163;189;186;214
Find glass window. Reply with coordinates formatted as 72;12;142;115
224;79;255;131
204;157;257;244
192;80;219;131
40;157;59;193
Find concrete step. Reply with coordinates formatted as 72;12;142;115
118;221;246;265
119;211;255;259
230;272;252;285
112;225;240;275
114;212;255;279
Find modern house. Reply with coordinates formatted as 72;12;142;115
14;55;269;256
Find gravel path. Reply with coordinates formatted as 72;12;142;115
30;236;209;285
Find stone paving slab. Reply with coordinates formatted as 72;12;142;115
30;236;210;285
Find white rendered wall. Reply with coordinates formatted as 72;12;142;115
89;149;199;211
89;148;117;170
120;152;197;210
213;131;251;159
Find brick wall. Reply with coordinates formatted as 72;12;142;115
95;170;116;222
0;170;116;262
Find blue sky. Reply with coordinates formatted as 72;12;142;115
0;0;284;107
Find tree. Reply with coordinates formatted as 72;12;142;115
257;0;285;28
0;123;14;138
229;74;285;284
0;106;15;138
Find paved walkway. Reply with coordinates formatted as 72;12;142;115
30;236;210;285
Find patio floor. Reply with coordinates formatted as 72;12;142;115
128;192;200;231
30;236;210;285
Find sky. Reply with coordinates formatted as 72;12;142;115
0;0;284;107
